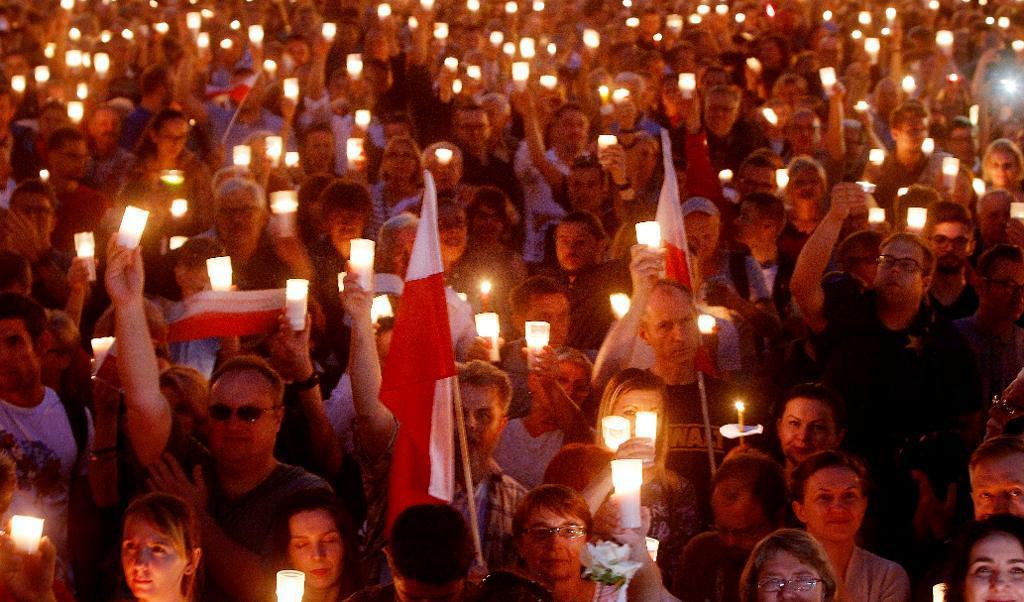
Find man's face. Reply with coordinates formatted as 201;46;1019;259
683;212;720;261
971;453;1024;519
452;109;489;155
929;221;974;275
979;196;1012;246
302;130;334;173
0;318;41;398
49;139;89;181
519;293;570;347
327;209;368;252
207;370;282;467
776;397;842;468
735;204;778;249
785;113;820;154
737;166;775;197
873;239;930;306
892;116;929;155
439;212;468;271
947;126;976;165
457;384;507;468
555;221;602;273
979;259;1024;324
215;190;267;251
552;109;588;153
712;477;774;554
567;166;604;213
86;109;119;155
153;118;189;161
11;192;55;243
703;92;740;137
787;169;825;211
554;360;591;408
639;286;700;368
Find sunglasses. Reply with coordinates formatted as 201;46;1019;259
208;403;281;422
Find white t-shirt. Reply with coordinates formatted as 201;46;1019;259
0;388;92;571
493;418;565;489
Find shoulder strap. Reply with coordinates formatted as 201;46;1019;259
58;393;89;470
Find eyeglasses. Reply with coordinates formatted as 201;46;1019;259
877;254;924;273
930;234;971;249
985;278;1024;296
757;578;822;593
208;403;282;422
523;525;586;541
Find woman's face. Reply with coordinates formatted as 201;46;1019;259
517;508;588;585
756;550;825;602
965;532;1024;602
288;509;344;592
610;389;664;436
122;516;197;602
987;150;1021;189
153;118;189;161
793;467;866;545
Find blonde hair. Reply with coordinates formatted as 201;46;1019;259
124;493;201;599
983;138;1024;187
595;368;669;465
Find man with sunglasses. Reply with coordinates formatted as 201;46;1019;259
924;201;978;321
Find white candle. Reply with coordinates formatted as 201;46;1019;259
646;537;660;562
666;14;683;32
858;10;872;25
922;137;935;154
677;73;696;99
505;1;517;13
635;411;657;442
74;232;96;281
818;67;836;95
349;238;375;291
11;75;25;93
609;293;630;319
524;320;550;367
611;459;643;528
597;135;617;151
869;148;885;165
117;206;149;249
91;336;115;376
206;256;232;291
322;22;337;42
337;272;346;292
538;75;557;90
60;0;73;9
285;152;300;168
354;109;371;131
906;207;928;232
265;136;283;166
854;100;870;113
634;221;661;249
263;59;277;77
761;107;778;126
285;279;308;331
746;58;762;73
170;199;188;219
466;65;482;80
197;32;210;50
942;156;960;188
421;0;435;9
186;11;202;31
277;569;305;602
9;516;44;554
718;169;734;186
776;168;789;190
160;169;185;186
233;145;252;167
865;37;880;64
63;99;83;124
76;82;88;100
347;54;363;79
65;49;83;69
936;30;954;55
433;22;448;40
932;583;947;602
283;78;300;101
434;147;454;166
511;62;530;91
970;104;980;127
902;75;917;94
1011;202;1024;221
858;181;877;194
443;56;459;73
475;312;501;362
612;88;630;104
270;191;299;237
583;28;600;49
34;66;49;84
371;294;394;323
346;138;364;171
697;313;716;334
602;416;631;450
169;236;188;250
38;169;49;183
973;178;986;197
489;31;504;47
248;24;264;46
869;208;886;224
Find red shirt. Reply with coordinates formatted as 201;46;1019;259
53;184;110;254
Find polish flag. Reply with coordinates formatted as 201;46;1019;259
204;72;260;105
379;170;457;528
166;289;285;342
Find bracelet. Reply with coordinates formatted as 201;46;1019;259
289;372;320;391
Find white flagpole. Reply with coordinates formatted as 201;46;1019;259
451;374;486;568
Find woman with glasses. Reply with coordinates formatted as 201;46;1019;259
739;529;837;602
946;514;1024;602
790;451;910;601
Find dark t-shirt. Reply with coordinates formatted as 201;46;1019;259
928;284;979;322
672;531;747;602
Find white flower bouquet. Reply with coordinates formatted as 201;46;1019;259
583;540;643;602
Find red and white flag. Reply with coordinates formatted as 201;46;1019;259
379;170;457;528
204;72;260;106
166;289;285;342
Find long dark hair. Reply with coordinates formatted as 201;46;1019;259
946;515;1024;602
134;108;189;162
270;489;363;598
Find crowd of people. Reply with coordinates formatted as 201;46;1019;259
4;0;1024;598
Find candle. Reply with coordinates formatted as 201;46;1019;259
74;232;96;281
973;178;986;197
932;583;947;602
322;22;337;42
898;187;909;198
277;570;305;602
346;138;364;171
538;75;557;91
197;33;210;50
502;42;516;57
117;206;149;249
468;0;480;11
1011;203;1024;221
285;152;300;168
776;168;789;190
421;0;434;9
646;537;660;562
475;312;501;362
349;238;375;291
885;6;896;22
869;207;886;224
735;400;745;434
858;181;877;194
347;54;363;79
761;107;779;126
597;135;617;151
283;78;300;101
443;56;459;73
270;191;299;237
865;37;880;64
160;169;185;186
602;416;631;450
186;11;202;31
942;156;960;189
612;88;630;104
67;101;84;124
430;147;453;167
466;65;482;80
433;22;449;40
285;279;308;331
9;516;44;554
489;31;504;47
610;459;643;528
869;148;885;166
936;30;954;55
91;336;115;376
854;100;870;113
583;28;600;49
34;66;49;84
902;75;916;94
60;0;73;9
697;313;716;334
746;58;762;73
248;24;264;46
970;105;980;127
371;294;393;323
609;293;630;319
635;411;657;442
906;207;928;233
524;320;550;367
818;67;836;95
66;49;83;69
206;256;233;291
377;3;392;18
170;199;188;219
858;10;871;25
718;169;734;186
505;0;517;12
666;14;683;32
11;75;25;93
634;221;661;249
261;136;283;167
677;73;696;99
511;62;530;91
922;138;935;154
169;236;188;251
263;59;277;77
233;145;252;167
76;82;88;100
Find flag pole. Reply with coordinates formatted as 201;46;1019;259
451;374;486;568
220;71;263;147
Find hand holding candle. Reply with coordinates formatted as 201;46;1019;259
74;232;96;281
634;221;661;249
348;239;375;291
602;416;631;450
270;191;299;237
635;411;657;443
610;459;643;528
475;312;501;362
9;515;44;554
524;321;550;368
206;256;233;292
285;279;309;331
117;206;149;249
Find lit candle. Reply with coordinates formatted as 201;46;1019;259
597;135;617;151
666;14;683;32
735;400;745;435
74;232;96;281
1011;202;1024;221
371;294;394;323
346;138;364;171
60;0;73;9
489;31;504;47
634;221;661;249
762;107;779;126
11;75;25;94
160;169;185;186
932;583;947;602
524;320;550;367
936;30;954;55
265;136;283;166
865;37;880;64
233;145;252;167
922;138;935;154
974;178;986;197
337;272;346;292
677;73;696;99
377;3;392;18
9;516;44;554
538;75;557;91
746;57;762;73
285;279;308;331
66;49;83;69
818;67;836;95
646;537;660;562
169;236;188;251
349;111;370;135
906;207;928;233
322;22;337;42
474;312;501;362
76;82;88;100
612;88;630;104
427;147;452;168
34;66;49;84
248;24;264;46
117;206;149;249
283;78;300;101
602;415;631;450
854;100;870;113
91;336;115;375
468;0;480;11
285;152;300;168
511;62;530;91
277;569;305;602
869;207;886;224
206;256;233;291
858;181;877;194
443;56;459;73
940;156;960;189
170;199;188;219
270;191;299;237
38;169;49;183
186;11;202;31
505;0;517;13
902;75;917;94
635;411;657;442
609;293;630;319
697;313;716;334
869;148;885;166
67;101;84;124
348;238;375;291
466;65;482;80
478;278;492;309
885;6;896;23
718;169;734;186
970;105;980;127
776;168;789;190
197;33;210;50
610;459;643;528
263;59;277;78
433;22;449;40
583;28;600;49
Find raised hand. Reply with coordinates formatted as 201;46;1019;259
104;237;145;307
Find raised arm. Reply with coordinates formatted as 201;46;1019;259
104;240;172;467
514;89;567;191
824;83;847;170
790;183;867;334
